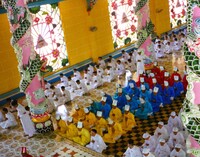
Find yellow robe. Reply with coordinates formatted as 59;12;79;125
109;107;122;123
63;123;78;140
73;128;91;146
95;117;107;137
72;108;85;123
122;112;137;132
83;112;96;129
103;122;123;143
54;119;68;136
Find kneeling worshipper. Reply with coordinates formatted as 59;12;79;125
59;73;68;86
66;76;77;92
73;121;91;146
103;118;124;143
139;85;151;102
99;97;111;119
54;115;68;137
142;132;156;152
12;101;35;138
60;86;71;103
151;62;160;75
0;110;5;122
135;98;153;119
83;69;92;85
154;121;169;141
170;144;186;157
142;148;155;157
95;111;108;137
63;116;78;140
116;60;125;76
86;129;107;153
171;67;182;81
87;99;101;115
163;81;175;106
83;108;96;130
122;105;137;132
167;111;183;133
126;83;140;99
168;127;185;150
158;66;166;84
154;138;171;157
0;108;17;129
113;88;127;111
72;104;85;123
151;78;163;95
98;57;106;69
75;80;88;96
150;87;163;113
123;139;142;157
103;66;115;83
72;68;82;81
91;71;103;89
173;76;184;98
100;91;113;106
109;101;122;123
139;77;150;90
125;95;139;113
163;72;174;87
87;64;94;75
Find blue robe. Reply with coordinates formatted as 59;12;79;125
126;87;140;98
139;90;151;102
173;81;184;98
150;93;163;113
88;101;101;114
152;83;163;95
113;95;127;111
127;99;139;113
105;93;113;106
163;86;175;105
99;103;111;119
135;101;153;120
123;80;137;93
140;83;150;90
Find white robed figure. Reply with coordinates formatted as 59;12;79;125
154;121;169;141
154;138;171;157
124;70;132;87
0;110;5;122
16;104;36;137
170;144;186;157
123;139;142;157
0;108;17;129
136;51;145;77
86;129;107;153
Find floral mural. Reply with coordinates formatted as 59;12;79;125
30;4;68;71
169;0;187;28
108;0;138;49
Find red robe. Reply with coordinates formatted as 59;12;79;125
137;75;148;87
158;70;166;85
151;66;160;75
171;72;182;81
182;74;188;91
163;77;174;89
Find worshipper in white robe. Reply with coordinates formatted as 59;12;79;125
122;50;130;61
45;96;55;113
44;80;51;90
170;144;186;157
179;33;185;48
168;127;186;150
86;129;107;153
0;110;5;122
75;80;88;96
108;55;116;68
155;45;165;59
116;60;125;76
59;73;68;86
154;121;169;141
88;64;94;75
66;76;77;92
50;85;62;98
103;66;115;83
60;86;71;102
95;65;104;78
125;59;135;72
173;38;181;51
0;108;17;129
136;51;145;77
91;71;103;89
142;148;155;157
98;57;106;69
72;68;82;81
167;111;183;133
123;139;142;157
164;41;173;54
107;59;116;71
83;69;92;85
155;138;170;157
142;132;156;152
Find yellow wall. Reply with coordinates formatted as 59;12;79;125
0;14;20;94
149;0;171;36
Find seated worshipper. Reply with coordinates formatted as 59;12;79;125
108;55;116;66
91;71;103;89
126;83;140;99
72;68;82;81
109;101;122;123
21;147;33;157
151;78;163;95
100;91;114;106
75;80;88;96
60;86;71;103
122;50;130;61
11;101;35;137
142;132;156;152
63;116;78;140
95;65;104;78
154;121;169;141
171;67;182;82
54;115;68;136
87;99;101;115
98;57;106;69
163;72;174;87
150;87;163;113
142;148;155;157
95;111;107;137
173;38;181;51
66;76;77;92
167;111;183;133
107;59;116;70
136;51;145;77
126;76;137;88
83;108;96;130
87;64;94;75
50;85;62;98
83;69;92;85
7;98;17;113
154;138;171;157
116;60;125;76
158;66;166;84
173;76;184;98
44;80;51;90
137;70;148;84
139;77;150;90
163;81;175;106
125;95;139;113
72;104;85;123
122;105;137;132
73;121;91;146
123;139;142;157
129;51;136;64
103;118;124;143
125;59;135;72
135;98;153;119
59;73;68;86
146;73;154;89
155;44;165;59
139;85;151;102
86;129;107;153
165;41;173;54
182;71;188;91
0;110;5;122
168;127;186;150
113;88;127;111
103;66;115;83
0;108;17;129
170;144;186;157
151;62;160;75
99;97;111;119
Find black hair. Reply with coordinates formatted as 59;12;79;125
128;139;134;145
61;86;65;89
68;76;71;80
11;99;18;107
2;108;8;113
91;129;97;133
60;73;63;76
25;106;30;111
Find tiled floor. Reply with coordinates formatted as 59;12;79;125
0;52;186;157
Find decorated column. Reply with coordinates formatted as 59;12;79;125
181;0;200;156
135;0;155;70
2;0;53;133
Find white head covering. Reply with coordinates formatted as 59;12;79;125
142;148;150;154
88;99;93;104
164;72;169;77
139;70;143;74
174;76;179;81
160;66;164;71
173;127;179;132
140;98;145;104
154;62;158;66
100;91;105;96
56;114;61;120
143;133;150;138
159;138;166;143
152;78;157;83
153;87;159;93
97;111;102;117
118;88;122;93
171;111;176;116
84;108;89;113
108;118;114;125
116;83;121;88
67;116;73;122
158;121;164;126
129;83;134;88
125;105;130;111
127;77;131;81
150;73;155;77
174;67;178;71
113;100;118;106
175;144;182;148
140;77;144;82
125;95;131;100
101;97;107;102
164;81;169;86
141;85;146;90
77;121;83;128
74;104;79;110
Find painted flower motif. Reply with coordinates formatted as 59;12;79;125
34;17;40;23
112;2;117;10
128;0;132;6
45;15;53;24
131;25;136;32
125;31;128;36
116;29;121;37
52;49;60;58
